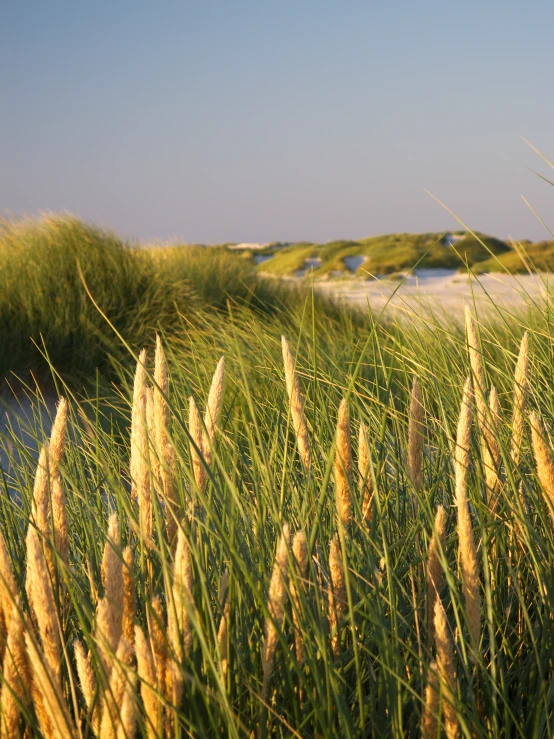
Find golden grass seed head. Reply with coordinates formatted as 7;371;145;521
49;397;68;470
97;514;124;669
0;599;31;736
154;334;168;397
292;530;308;578
530;411;554;517
358;421;370;487
511;331;530;465
99;636;134;739
434;597;459;739
358;422;374;523
135;625;160;739
328;535;345;659
281;336;311;470
262;523;290;700
48;400;69;564
217;599;230;681
74;639;95;712
485;385;502;509
173;527;194;657
122;545;136;646
454;380;481;654
335;399;352;528
265;523;290;633
408;376;424;493
25;521;61;683
148;596;168;699
465;307;485;398
420;660;439;739
426;505;447;647
25;630;76;739
204;356;225;452
0;530;18;631
130;349;149;501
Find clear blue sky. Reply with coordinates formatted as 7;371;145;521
2;0;553;243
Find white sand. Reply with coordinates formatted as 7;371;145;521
314;269;551;320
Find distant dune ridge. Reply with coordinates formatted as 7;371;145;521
170;231;554;279
1;213;552;386
234;231;554;278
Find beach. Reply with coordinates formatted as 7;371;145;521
312;269;551;319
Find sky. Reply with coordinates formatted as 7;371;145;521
2;0;554;244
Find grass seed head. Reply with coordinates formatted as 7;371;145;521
96;514;124;673
530;411;554;519
328;535;345;659
0;530;18;632
122;545;136;646
281;336;311;470
49;397;68;469
427;505;447;648
135;624;160;739
434;597;459;739
465;307;487;426
217;597;230;681
511;331;530;465
408;376;424;494
99;636;134;739
49;399;69;565
173;527;194;657
0;599;30;736
485;385;502;510
204;356;225;464
454;378;481;654
421;660;439;739
25;517;61;683
147;595;167;698
130;350;152;545
74;639;95;712
25;630;76;739
335;399;352;528
291;530;308;665
358;422;373;523
262;523;290;701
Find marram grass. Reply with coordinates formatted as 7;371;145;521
4;297;554;737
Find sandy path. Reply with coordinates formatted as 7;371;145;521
314;269;551;320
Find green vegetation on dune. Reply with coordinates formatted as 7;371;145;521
0;215;189;386
255;241;317;275
473;239;554;273
1;213;552;393
0;216;333;387
256;231;522;277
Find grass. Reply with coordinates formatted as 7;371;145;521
2;262;554;735
0;215;340;389
3;213;554;734
0;213;550;391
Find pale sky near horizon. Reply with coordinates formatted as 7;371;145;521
2;1;554;244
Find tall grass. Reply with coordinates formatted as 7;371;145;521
0;214;326;388
3;277;554;736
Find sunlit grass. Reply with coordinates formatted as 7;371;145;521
2;274;554;735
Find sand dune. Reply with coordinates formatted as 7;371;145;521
314;269;550;320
